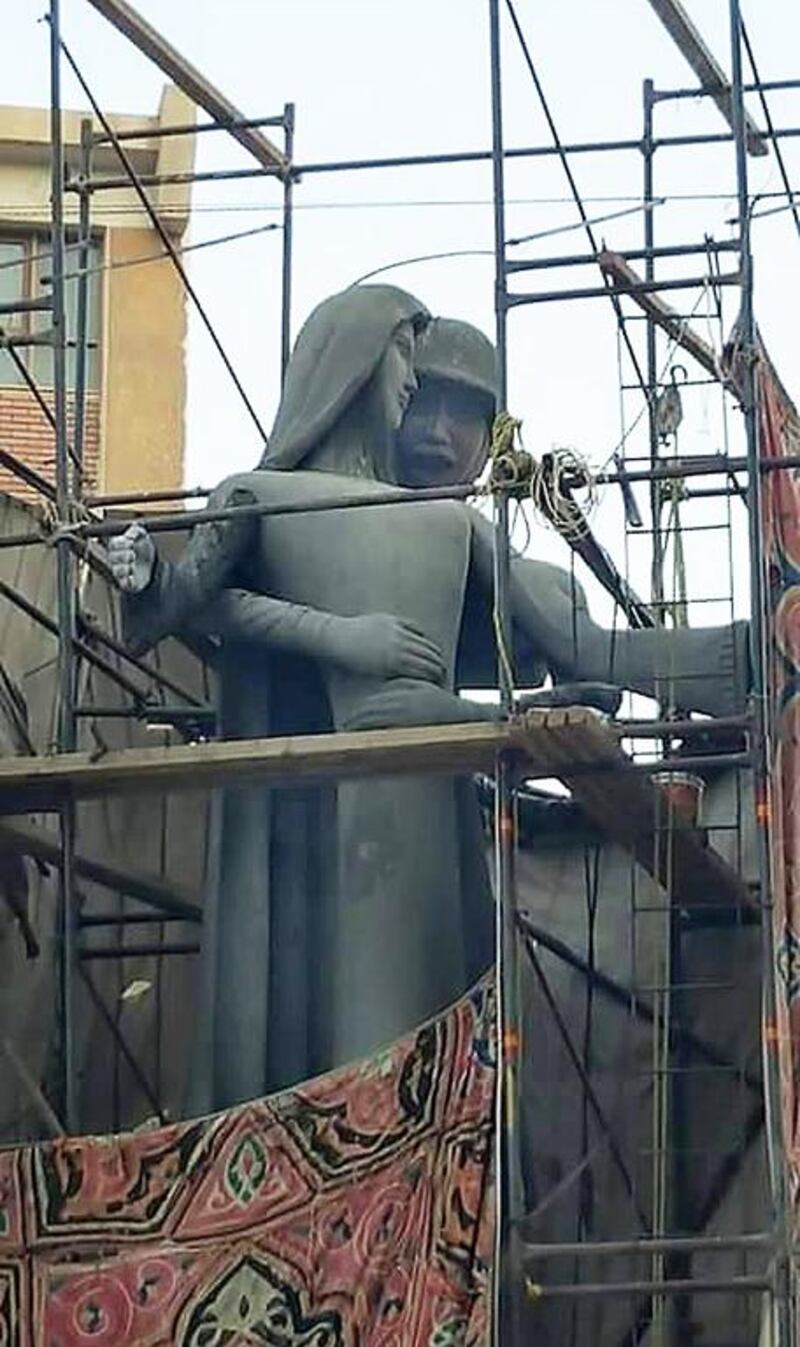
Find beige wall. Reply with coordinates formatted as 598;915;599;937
101;228;187;495
0;88;194;502
0;91;195;234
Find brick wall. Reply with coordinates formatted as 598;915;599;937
0;386;100;506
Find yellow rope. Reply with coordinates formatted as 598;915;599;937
490;412;598;539
491;410;523;462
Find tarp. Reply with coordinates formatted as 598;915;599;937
0;977;495;1346
753;342;800;1196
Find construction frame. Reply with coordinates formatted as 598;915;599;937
1;0;800;1341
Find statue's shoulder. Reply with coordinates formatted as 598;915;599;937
209;468;295;506
215;469;271;497
212;466;367;509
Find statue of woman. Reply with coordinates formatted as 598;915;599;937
113;285;493;1108
114;285;442;685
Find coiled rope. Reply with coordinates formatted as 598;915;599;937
489;412;598;541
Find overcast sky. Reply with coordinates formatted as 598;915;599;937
4;0;800;625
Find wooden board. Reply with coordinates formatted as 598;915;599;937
538;708;754;913
0;717;555;807
598;250;722;382
0;706;753;913
86;0;287;174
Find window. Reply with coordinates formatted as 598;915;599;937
0;241;28;368
0;240;26;307
0;233;102;392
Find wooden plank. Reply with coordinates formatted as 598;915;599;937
537;710;754;912
85;0;287;175
645;0;767;156
598;250;724;383
0;718;550;808
0;709;614;807
0;705;754;915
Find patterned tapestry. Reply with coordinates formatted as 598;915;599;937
0;978;495;1346
754;345;800;1196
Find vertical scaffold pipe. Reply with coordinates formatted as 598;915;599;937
72;117;93;483
728;2;792;1342
642;78;664;612
49;0;79;1133
280;102;295;385
487;2;524;1341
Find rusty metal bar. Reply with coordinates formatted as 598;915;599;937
79;966;166;1122
83;0;286;173
526;1273;769;1300
523;1231;773;1260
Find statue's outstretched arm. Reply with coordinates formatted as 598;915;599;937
468;511;580;676
469;510;749;716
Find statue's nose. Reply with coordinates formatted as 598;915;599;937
428;411;451;445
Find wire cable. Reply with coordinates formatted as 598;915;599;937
503;0;650;408
0;190;789;220
0;221;280;281
349;201;667;287
741;20;800;244
57;32;269;446
528;446;598;541
507;198;666;248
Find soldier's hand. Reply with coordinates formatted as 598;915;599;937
328;614;446;684
108;523;156;594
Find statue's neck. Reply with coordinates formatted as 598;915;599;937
308;424;377;479
304;389;394;483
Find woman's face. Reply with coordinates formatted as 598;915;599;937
376;321;419;434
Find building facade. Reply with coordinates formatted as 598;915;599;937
0;85;195;504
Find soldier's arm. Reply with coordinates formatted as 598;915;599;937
183;588;446;684
468;509;588;677
109;480;258;655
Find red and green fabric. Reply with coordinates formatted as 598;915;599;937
0;978;495;1345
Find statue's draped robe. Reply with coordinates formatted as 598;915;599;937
180;470;496;1112
188;643;337;1112
132;284;495;1112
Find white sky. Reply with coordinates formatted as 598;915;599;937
4;0;800;627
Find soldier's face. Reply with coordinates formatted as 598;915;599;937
395;377;492;487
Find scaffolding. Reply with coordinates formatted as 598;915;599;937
1;0;800;1341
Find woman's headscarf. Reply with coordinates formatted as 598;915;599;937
260;284;429;469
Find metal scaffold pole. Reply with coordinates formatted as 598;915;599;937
281;102;295;384
73;117;93;483
642;78;663;611
728;2;794;1341
487;1;524;1339
49;0;79;1133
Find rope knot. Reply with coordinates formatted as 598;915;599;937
529;445;598;541
489;411;534;493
